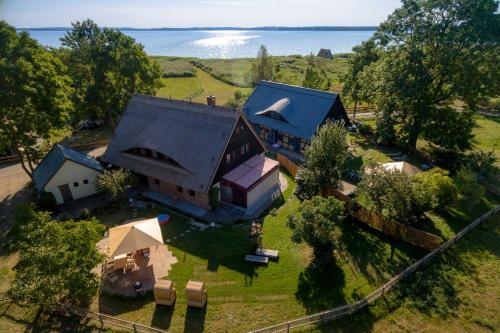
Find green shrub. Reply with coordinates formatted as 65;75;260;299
209;186;220;209
464;150;496;176
413;168;458;208
454;168;485;203
357;122;373;136
37;192;57;212
96;169;137;199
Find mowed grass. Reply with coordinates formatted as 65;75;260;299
157;68;252;105
301;214;500;333
90;173;424;333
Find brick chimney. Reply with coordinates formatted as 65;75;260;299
206;95;216;107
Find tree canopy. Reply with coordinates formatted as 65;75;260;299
8;205;104;308
60;19;163;129
0;21;73;178
287;196;345;258
296;121;349;199
346;0;500;151
250;45;274;86
96;168;137;199
341;39;380;120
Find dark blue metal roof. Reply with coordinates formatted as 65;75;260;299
32;144;103;192
242;81;340;140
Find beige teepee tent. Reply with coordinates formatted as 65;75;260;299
108;218;164;257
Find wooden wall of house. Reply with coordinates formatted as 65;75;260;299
213;117;264;181
326;96;351;126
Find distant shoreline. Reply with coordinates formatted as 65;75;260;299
18;26;377;32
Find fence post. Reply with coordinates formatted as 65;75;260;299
287;322;291;333
133;323;137;333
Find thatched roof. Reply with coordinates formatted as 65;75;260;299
104;95;240;193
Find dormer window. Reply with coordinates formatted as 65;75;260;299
124;148;185;170
255;98;292;123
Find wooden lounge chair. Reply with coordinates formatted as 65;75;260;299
154;279;176;306
255;248;279;260
185;280;207;308
245;255;269;264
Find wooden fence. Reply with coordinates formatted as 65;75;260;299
62;305;168;333
249;205;500;333
0;140;109;166
329;189;443;251
276;153;299;177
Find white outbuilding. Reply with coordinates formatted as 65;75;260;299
32;144;103;204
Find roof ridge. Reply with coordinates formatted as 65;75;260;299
259;80;338;99
131;94;238;119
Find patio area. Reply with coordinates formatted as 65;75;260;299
96;233;177;298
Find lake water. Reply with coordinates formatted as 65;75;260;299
25;29;375;58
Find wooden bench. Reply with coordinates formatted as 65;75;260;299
245;255;269;264
255;248;279;260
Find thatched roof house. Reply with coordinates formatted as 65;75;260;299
104;95;280;212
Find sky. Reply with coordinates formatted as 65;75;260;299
0;0;402;28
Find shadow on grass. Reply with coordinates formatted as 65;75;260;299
183;305;206;333
295;256;346;314
151;304;174;331
340;218;424;286
169;224;257;281
98;291;155;316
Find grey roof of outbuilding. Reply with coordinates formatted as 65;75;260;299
32;144;103;192
103;95;240;193
242;81;340;140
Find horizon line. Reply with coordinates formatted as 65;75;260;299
17;25;378;31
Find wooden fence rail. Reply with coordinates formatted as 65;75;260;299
57;304;169;333
249;205;500;333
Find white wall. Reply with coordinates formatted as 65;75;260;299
246;168;280;210
44;160;101;204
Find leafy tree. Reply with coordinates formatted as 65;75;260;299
355;164;428;225
296;121;349;199
287;196;345;258
250;45;274;86
60;19;163;129
359;0;499;150
96;169;137;199
464;150;497;176
413;168;458;208
341;39;380;120
0;21;73;178
302;65;331;91
8;206;104;308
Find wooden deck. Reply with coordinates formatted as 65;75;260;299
96;238;178;297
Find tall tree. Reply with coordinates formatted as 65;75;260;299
250;45;274;86
366;0;499;150
302;65;331;91
296;121;349;199
60;19;163;130
0;21;73;179
287;196;345;258
8;206;104;309
341;39;380;121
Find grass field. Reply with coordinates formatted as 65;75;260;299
157;68;252;106
191;55;349;91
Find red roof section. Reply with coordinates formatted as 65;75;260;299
221;154;279;189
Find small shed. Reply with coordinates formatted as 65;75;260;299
185;280;207;308
154;279;176;306
32;144;103;204
317;48;334;59
220;154;280;212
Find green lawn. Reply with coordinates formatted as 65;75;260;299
191;55;349;92
91;172;427;333
301;213;500;333
156;68;252;106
